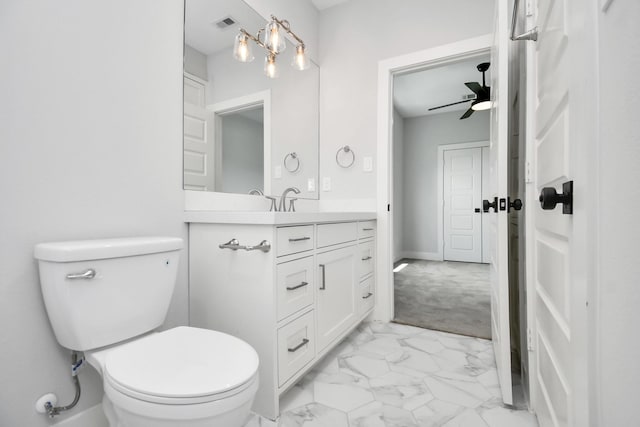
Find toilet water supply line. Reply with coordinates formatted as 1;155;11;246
44;352;84;418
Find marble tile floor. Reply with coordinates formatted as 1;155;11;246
244;321;538;427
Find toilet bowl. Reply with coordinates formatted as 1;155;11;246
88;327;259;427
34;237;260;426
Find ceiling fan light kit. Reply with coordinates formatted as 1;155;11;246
428;62;492;119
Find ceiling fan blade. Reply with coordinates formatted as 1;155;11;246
460;107;474;120
465;81;483;95
428;99;472;111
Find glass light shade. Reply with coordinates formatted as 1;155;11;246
471;100;492;111
263;20;286;53
264;53;279;78
233;33;254;62
291;44;310;71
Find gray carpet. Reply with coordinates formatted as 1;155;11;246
393;259;491;339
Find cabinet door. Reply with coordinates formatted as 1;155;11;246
316;246;357;352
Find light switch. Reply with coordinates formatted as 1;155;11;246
363;156;373;172
307;178;315;192
322;177;331;191
274;165;282;179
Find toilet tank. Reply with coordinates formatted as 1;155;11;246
34;237;183;351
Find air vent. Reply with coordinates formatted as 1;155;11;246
462;93;477;101
214;16;236;29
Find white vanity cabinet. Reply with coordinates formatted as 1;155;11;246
187;214;375;421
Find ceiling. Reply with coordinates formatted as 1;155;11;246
393;54;492;118
310;0;351;10
184;0;267;56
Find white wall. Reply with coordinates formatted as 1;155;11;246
401;110;489;256
392;109;404;262
595;0;640;424
0;1;185;425
220;113;265;193
184;44;208;81
317;0;494;204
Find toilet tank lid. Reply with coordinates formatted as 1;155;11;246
34;237;183;262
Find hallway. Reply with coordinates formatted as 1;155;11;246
394;260;491;339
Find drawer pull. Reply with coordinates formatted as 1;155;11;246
286;281;309;291
288;338;309;352
319;264;326;290
361;256;372;261
362;292;373;299
289;237;311;242
362;228;374;231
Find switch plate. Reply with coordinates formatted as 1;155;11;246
322;177;331;191
307;178;315;192
363;156;373;172
274;165;282;179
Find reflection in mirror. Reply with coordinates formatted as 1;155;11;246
215;104;264;194
183;0;319;199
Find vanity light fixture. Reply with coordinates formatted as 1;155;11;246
232;15;309;78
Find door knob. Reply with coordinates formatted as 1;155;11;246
509;198;523;212
539;181;573;214
483;197;498;213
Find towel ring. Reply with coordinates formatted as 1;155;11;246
336;145;355;168
284;152;300;173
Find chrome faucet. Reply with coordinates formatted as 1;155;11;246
248;189;263;196
279;187;300;212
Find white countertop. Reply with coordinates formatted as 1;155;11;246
184;211;377;225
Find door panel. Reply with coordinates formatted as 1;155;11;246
490;0;513;405
443;147;482;262
531;0;573;424
183;76;214;191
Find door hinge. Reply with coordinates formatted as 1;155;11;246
527;328;534;351
525;161;533;183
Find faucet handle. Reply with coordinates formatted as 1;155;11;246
265;196;278;212
288;198;298;212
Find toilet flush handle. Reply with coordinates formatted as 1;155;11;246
66;269;96;280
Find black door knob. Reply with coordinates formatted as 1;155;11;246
539;181;573;214
509;198;523;211
483;197;498;213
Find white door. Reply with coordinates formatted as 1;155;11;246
316;246;357;352
528;0;575;424
183;76;214;191
443;147;483;263
489;0;513;405
481;146;491;263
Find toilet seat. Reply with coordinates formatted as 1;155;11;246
101;326;259;405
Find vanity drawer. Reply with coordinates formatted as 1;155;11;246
316;222;357;248
358;240;375;279
277;310;315;386
358;221;376;240
358;276;375;315
276;225;315;257
277;256;314;321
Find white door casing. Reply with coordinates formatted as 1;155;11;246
489;0;513;405
443;147;483;263
482;146;491;263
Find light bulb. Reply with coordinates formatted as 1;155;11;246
471;100;492;111
264;53;278;78
264;20;286;53
292;44;310;71
233;32;254;62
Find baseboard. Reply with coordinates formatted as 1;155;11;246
53;404;108;427
400;251;443;261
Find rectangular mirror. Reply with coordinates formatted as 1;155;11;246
184;0;319;199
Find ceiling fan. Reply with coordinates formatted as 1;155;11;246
428;62;491;120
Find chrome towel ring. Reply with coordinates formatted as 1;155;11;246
336;145;355;168
284;152;301;173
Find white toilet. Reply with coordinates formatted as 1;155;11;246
34;236;259;427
